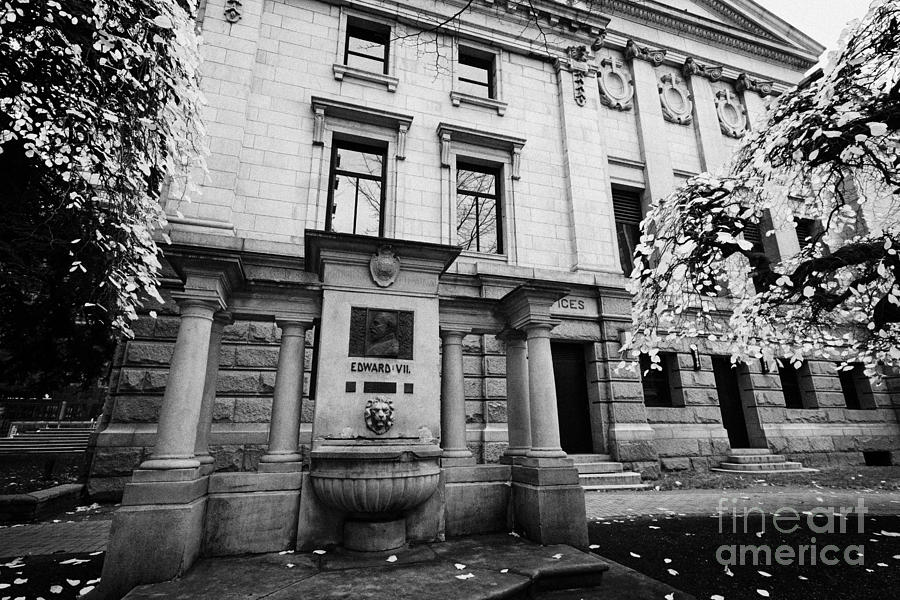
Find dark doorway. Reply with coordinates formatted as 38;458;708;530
551;342;593;454
712;356;750;448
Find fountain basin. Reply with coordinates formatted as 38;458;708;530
309;441;442;550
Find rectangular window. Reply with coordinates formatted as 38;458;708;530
457;46;495;98
640;352;675;407
326;140;387;237
456;161;502;253
344;18;390;74
838;363;874;409
794;217;817;249
778;360;805;408
743;222;770;293
612;188;642;276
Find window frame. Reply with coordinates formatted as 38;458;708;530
611;185;644;276
333;11;399;92
639;352;683;408
450;41;507;115
455;160;504;254
838;363;876;410
344;18;390;74
325;138;389;238
777;359;817;409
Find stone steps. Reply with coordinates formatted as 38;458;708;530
711;448;817;474
570;454;649;492
0;428;93;455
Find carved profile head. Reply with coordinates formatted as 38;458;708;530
364;396;394;435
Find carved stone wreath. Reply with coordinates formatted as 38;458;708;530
715;89;747;138
658;74;693;125
598;58;634;111
364;396;394;435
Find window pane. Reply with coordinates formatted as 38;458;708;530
337;147;383;178
346;23;388;73
458;61;490;85
778;362;804;408
617;222;639;275
477;197;498;253
456;195;478;251
330;175;382;236
457;168;495;194
640;353;672;407
838;368;861;409
355;177;382;236
458;52;493;98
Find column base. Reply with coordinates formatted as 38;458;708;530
526;447;568;459
94;496;207;599
139;457;202;470
511;464;588;548
259;452;303;464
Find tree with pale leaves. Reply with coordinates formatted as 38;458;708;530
624;0;900;374
0;0;204;390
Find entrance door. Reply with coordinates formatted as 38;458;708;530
551;342;593;454
712;356;750;448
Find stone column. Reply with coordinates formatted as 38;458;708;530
440;329;475;466
259;320;308;470
628;50;675;213
500;330;531;460
524;324;567;459
194;312;231;472
140;298;219;471
687;72;728;174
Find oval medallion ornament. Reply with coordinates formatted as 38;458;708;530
658;74;693;125
715;89;747;138
370;246;400;287
365;396;394;435
598;58;634;111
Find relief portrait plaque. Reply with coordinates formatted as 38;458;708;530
349;307;414;359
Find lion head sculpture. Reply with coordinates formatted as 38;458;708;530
364;396;394;435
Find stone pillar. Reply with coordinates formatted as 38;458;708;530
501;331;531;460
140;298;219;471
194;312;231;473
524;324;567;459
628;51;675;213
687;72;728;174
440;329;475;466
259;320;309;471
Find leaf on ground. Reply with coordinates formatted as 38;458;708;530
454;563;466;570
89;552;103;556
0;584;10;589
649;526;660;529
756;590;769;597
286;564;295;569
278;550;294;555
665;594;674;600
79;587;95;596
312;550;327;555
13;579;26;584
386;555;397;563
551;554;563;560
667;569;679;576
50;586;63;594
630;552;641;558
589;544;600;549
66;580;80;587
664;558;672;564
508;532;520;537
798;576;808;580
500;569;509;573
877;562;888;567
880;530;900;537
758;570;771;577
711;595;725;600
60;558;89;565
724;566;734;577
455;573;474;580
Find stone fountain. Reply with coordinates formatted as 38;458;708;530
302;231;460;551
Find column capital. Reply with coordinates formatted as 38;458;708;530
440;328;469;341
171;293;222;317
496;328;527;344
275;317;313;333
498;282;568;331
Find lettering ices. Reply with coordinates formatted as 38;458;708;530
350;362;411;374
556;298;585;310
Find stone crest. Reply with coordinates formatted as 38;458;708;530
365;396;394;435
224;0;242;23
369;246;400;287
658;73;693;125
715;89;747;138
598;57;634;111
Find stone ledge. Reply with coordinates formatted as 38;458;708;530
208;471;302;494
0;483;85;523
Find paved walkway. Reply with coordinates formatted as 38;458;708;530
0;520;111;557
585;486;900;518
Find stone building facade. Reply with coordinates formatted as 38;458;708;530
90;0;900;595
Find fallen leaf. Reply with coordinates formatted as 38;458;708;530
454;563;466;570
50;586;63;594
665;594;674;600
757;591;769;598
12;579;26;584
278;550;294;555
552;553;563;559
667;569;679;576
455;573;474;580
66;580;80;587
630;552;641;558
589;544;600;549
758;570;771;577
664;558;672;564
711;595;725;600
798;576;808;580
312;550;327;555
79;587;95;596
386;555;397;563
89;552;103;556
724;566;734;577
0;584;9;590
649;526;660;529
500;569;509;573
880;531;900;537
877;562;888;567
